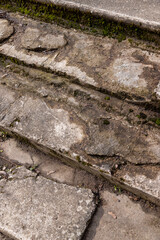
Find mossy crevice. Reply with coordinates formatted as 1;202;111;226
0;0;160;45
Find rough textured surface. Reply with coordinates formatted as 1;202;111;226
21;27;67;50
0;83;160;167
0;12;160;205
0;137;76;185
0;13;160;102
84;190;160;240
117;166;160;203
34;0;160;31
0;167;95;240
0;19;13;42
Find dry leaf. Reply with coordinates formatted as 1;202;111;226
108;211;117;219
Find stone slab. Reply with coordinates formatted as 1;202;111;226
85;190;160;240
0;19;13;42
34;0;160;32
0;167;96;240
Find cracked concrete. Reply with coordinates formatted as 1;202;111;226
0;5;160;240
0;56;159;204
0;12;160;102
1;137;160;240
0;166;96;240
0;8;159;212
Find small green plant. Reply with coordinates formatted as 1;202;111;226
105;96;110;100
0;131;8;138
114;185;121;193
155;118;160;126
29;165;38;172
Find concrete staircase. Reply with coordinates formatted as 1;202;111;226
0;1;160;239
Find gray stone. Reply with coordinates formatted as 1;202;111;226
21;27;67;50
0;167;95;240
85;190;160;240
0;19;14;42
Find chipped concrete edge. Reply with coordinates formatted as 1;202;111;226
33;0;160;32
1;126;160;207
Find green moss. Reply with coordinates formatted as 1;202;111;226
0;0;160;44
105;96;110;100
150;117;160;126
155;118;160;126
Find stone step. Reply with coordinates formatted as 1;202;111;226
0;0;160;45
0;13;160;105
0;59;160;206
0;12;160;206
0;166;95;240
34;0;160;33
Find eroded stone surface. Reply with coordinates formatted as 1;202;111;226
0;83;160;166
21;27;67;50
0;19;13;42
0;167;95;240
1;95;85;152
0;13;159;101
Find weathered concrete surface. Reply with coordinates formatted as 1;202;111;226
115;165;160;205
0;167;95;240
0;67;160;205
1;136;160;240
0;19;13;42
84;190;160;240
0;82;160;166
1;13;160;102
0;13;160;205
34;0;160;31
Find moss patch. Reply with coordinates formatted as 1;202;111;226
0;0;160;44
